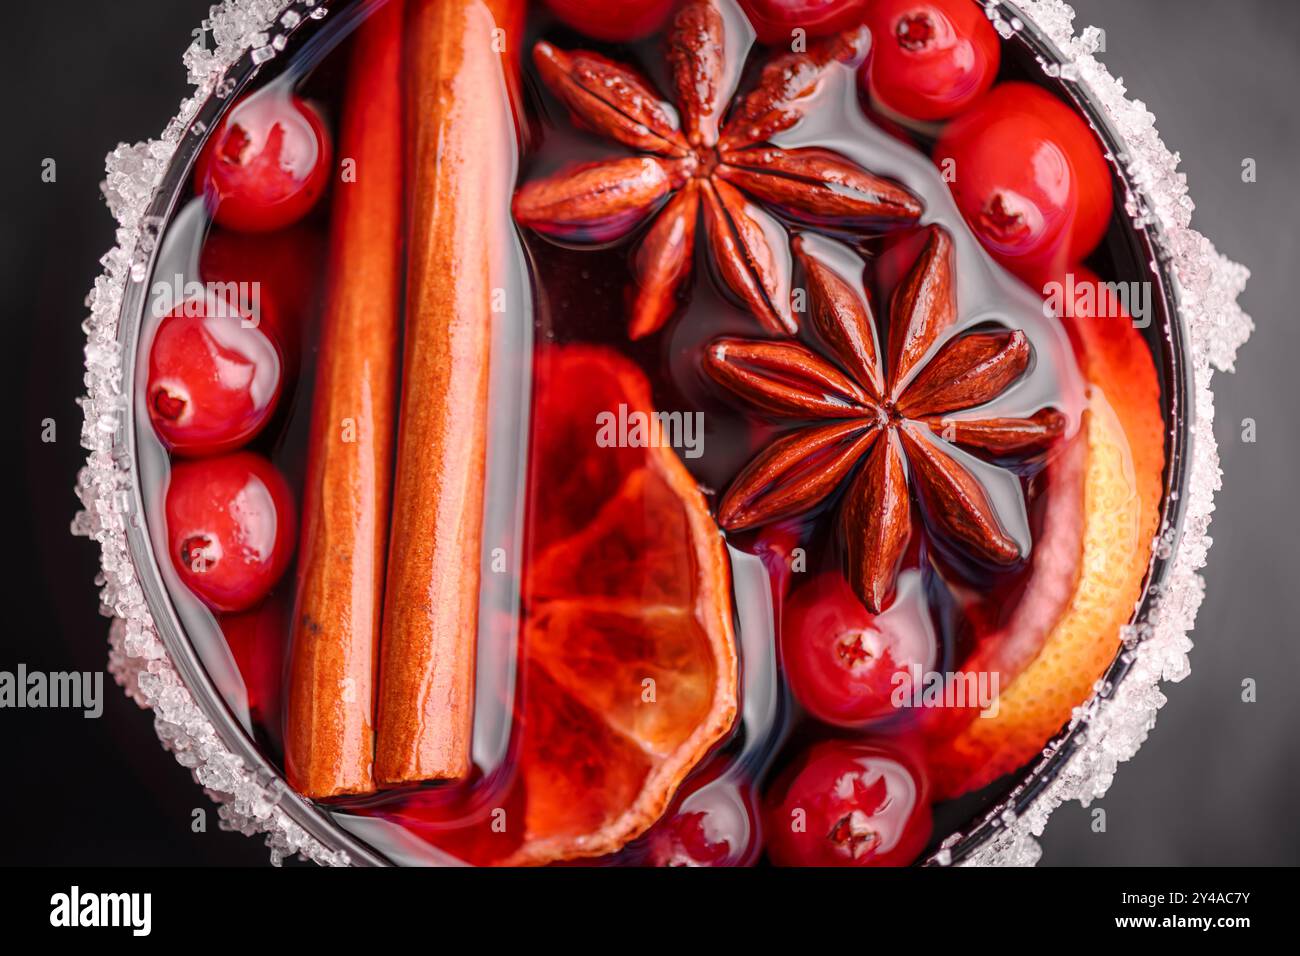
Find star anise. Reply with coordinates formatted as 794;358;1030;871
703;224;1066;613
513;0;923;338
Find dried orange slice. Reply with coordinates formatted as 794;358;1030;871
928;271;1165;798
506;346;738;864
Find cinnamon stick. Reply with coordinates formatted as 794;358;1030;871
375;0;522;785
285;0;404;799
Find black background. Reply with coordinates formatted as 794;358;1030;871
0;0;1295;866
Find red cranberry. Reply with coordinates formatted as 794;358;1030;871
195;89;332;233
199;222;326;366
740;1;869;44
648;773;760;867
219;595;288;744
933;82;1113;285
146;299;283;457
782;572;936;726
543;0;675;42
765;740;932;866
165;452;295;612
862;0;999;121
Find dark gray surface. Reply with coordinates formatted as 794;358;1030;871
1037;0;1300;865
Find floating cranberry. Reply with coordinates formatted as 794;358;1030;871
647;773;760;867
219;594;289;747
782;573;936;726
765;740;932;866
196;89;332;233
861;0;999;121
166;452;295;612
543;0;675;42
199;222;326;365
146;299;283;457
740;0;869;44
933;82;1113;285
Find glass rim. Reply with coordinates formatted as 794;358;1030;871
924;0;1195;866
